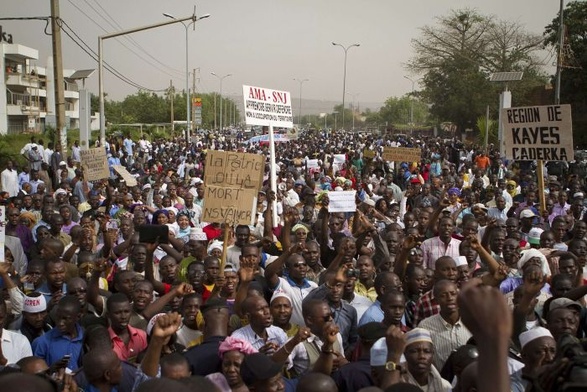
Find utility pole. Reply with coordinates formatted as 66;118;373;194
169;80;174;132
50;0;67;155
555;0;564;105
192;68;197;133
213;93;217;130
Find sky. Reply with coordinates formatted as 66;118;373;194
3;0;560;107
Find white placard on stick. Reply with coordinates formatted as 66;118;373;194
112;165;138;187
328;191;357;213
501;104;573;161
242;85;293;128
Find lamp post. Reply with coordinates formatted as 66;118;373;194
293;78;309;126
163;10;210;143
332;42;360;130
211;72;232;132
99;12;209;146
403;76;416;133
346;91;359;131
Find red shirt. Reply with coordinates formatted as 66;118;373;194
108;325;147;362
203;224;222;241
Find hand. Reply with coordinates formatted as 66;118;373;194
48;290;63;308
174;282;193;297
440;198;450;208
152;312;182;340
294;326;312;344
468;235;481;250
259;341;278;356
457;278;512;342
145;239;160;254
385;325;407;361
289;241;306;255
486;218;497;228
322;322;340;346
401;235;417;250
522;268;545;299
493;263;510;282
93;258;108;274
238;259;256;283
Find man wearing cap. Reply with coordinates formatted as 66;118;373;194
240;353;289;392
417;280;472;370
545;297;582;342
16;293;52;344
511;327;556;391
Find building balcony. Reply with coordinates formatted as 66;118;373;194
64;90;79;99
5;73;40;88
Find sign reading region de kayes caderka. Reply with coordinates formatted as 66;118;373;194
502;104;573;161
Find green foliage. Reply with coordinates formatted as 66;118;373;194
476;114;498;147
378;95;430;127
544;1;587;148
409;8;548;135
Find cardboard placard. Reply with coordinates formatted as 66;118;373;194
306;159;319;169
202;185;257;225
242;85;293;128
382;147;422;163
204;150;265;191
502;104;573;161
80;148;110;181
112;165;138;187
328;191;357;213
363;149;376;159
333;154;346;164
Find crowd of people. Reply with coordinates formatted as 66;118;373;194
0;130;586;392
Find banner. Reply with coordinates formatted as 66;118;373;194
328;191;357;213
80;148;110;181
112;165;138;187
502;104;573;161
242;85;293;128
382;147;422;163
202;185;257;225
204;150;265;191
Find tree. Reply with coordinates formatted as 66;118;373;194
408;9;547;135
378;95;430;127
545;1;587;148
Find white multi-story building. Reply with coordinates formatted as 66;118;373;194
0;40;92;135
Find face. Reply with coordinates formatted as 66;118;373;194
132;281;153;311
222;350;245;387
406;268;426;295
67;280;88;308
404;342;434;377
247;297;272;329
131;246;148;272
523;337;556;369
46;262;66;289
439;219;454;241
295;229;308;242
270;297;292;327
286;256;307;281
187;263;205;290
573;221;587;240
302;243;320;266
108;300;132;330
408;248;424;265
540;232;555;249
357;257;375;281
54;305;78;335
181;296;202;328
157;213;169;225
177;215;190;229
548;308;579;340
159;258;178;282
551;277;573;297
559;258;578;278
235;227;250;247
382;294;406;326
435;259;457;282
23;309;48;330
205;259;220;283
436;282;458;315
308;303;333;337
326;274;345;303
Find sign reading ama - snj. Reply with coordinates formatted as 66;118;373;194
502;105;573;161
243;85;293;128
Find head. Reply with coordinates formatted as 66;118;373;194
434;280;459;318
243;296;272;331
270;294;293;329
285;253;308;282
303;299;332;338
434;256;457;282
106;293;132;333
381;290;406;327
83;348;123;387
54;295;81;336
160;353;191;380
235;225;251;247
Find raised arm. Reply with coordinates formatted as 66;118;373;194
393;235;417;281
88;258;107;315
140;312;182;377
142;282;193;320
144;241;166;295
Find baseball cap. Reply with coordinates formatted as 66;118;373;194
520;209;537;219
528;227;544;246
240;353;283;385
549;298;583;313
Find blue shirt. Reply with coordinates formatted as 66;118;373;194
37;282;67;304
358;300;383;326
32;323;84;371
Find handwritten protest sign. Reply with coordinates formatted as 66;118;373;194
502;104;573;161
328;191;357;213
306;159;319;169
382;147;422;163
112;165;138;187
204;150;265;191
243;85;293;128
202;185;257;225
80;148;110;181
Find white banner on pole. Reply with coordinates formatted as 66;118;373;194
242;85;293;128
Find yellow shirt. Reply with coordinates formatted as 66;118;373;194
355;281;377;302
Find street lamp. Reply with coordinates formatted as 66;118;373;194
211;72;232;132
293;78;309;126
404;76;416;132
332;42;360;130
346;91;359;131
163;10;211;143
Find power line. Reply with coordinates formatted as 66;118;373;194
59;19;166;92
87;0;185;77
64;0;185;81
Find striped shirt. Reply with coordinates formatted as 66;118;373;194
231;324;288;350
418;314;472;370
420;236;461;270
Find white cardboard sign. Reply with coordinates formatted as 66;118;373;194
328;191;357;213
242;85;293;128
